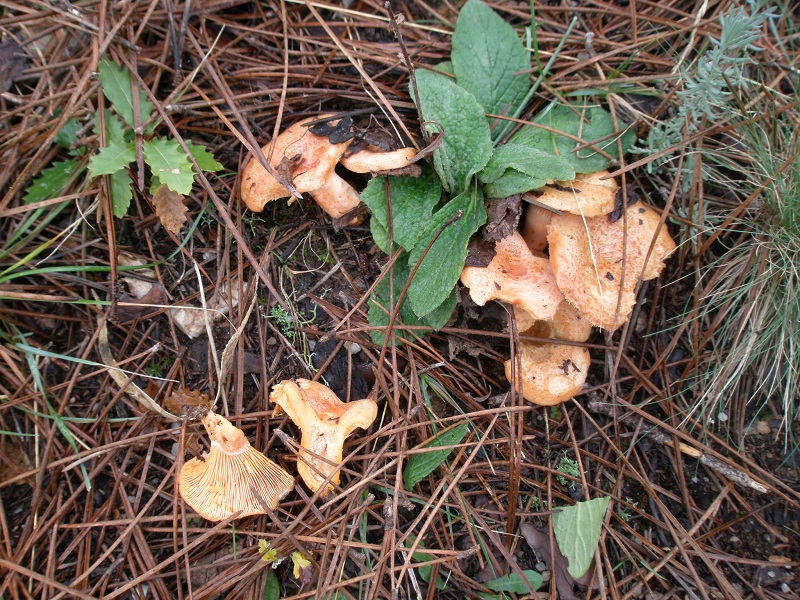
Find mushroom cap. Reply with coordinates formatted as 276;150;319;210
460;231;564;321
178;411;294;521
526;170;619;217
270;379;377;496
340;147;417;173
547;203;676;331
504;341;591;406
240;115;354;213
515;300;593;343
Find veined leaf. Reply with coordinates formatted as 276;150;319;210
403;421;469;490
89;140;136;177
510;104;636;173
407;188;487;318
142;138;194;194
24;160;80;204
452;0;531;129
484;570;543;594
360;165;442;251
186;141;223;172
484;169;548;198
97;58;155;129
553;496;611;578
413;69;492;195
54;118;83;154
478;143;575;185
109;169;133;218
152;184;187;234
368;258;456;347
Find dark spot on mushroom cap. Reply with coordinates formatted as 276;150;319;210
605;272;614;281
494;282;501;290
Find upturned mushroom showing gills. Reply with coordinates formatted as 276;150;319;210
178;410;294;521
460;231;564;321
524;170;619;218
270;379;377;497
547;203;677;331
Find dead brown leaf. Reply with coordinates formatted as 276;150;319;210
152;184;188;234
164;388;212;414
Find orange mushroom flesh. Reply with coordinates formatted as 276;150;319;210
524;170;619;218
504;341;591;406
339;147;416;173
460;231;564;321
270;379;377;497
178;411;295;522
514;300;593;343
240;115;360;219
547;203;677;331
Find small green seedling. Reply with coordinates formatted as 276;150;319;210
88;58;222;219
555;453;580;486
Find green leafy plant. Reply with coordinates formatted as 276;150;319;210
88;58;222;218
553;496;611;579
365;0;636;345
403;421;469;490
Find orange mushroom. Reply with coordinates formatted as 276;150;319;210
178;410;294;521
270;379;377;496
240;115;360;219
547;203;676;331
460;231;564;321
504;340;591;406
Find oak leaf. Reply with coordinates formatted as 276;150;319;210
152;184;187;234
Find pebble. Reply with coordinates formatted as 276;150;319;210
345;341;361;354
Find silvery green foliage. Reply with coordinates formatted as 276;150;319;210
643;2;776;173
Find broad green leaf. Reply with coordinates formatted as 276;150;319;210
370;216;392;254
433;61;454;76
407;189;487;317
262;569;280;600
89;139;136;177
97;58;154;129
54;118;83;154
186;141;223;172
403;421;469;490
142;138;194;194
360;166;442;251
478;144;575;184
452;0;530;127
105;111;129;145
510;104;636;173
413;69;492;195
368;258;456;346
484;169;547;198
24;160;80;203
109;168;133;218
484;570;543;593
553;496;611;579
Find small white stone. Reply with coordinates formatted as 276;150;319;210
718;411;728;423
345;342;361;354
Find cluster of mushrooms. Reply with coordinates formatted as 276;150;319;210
179;379;377;521
461;172;677;406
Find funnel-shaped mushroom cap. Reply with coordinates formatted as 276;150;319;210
504;341;590;406
527;171;618;217
178;411;294;521
460;231;564;321
340;147;417;173
270;379;377;496
240;115;360;219
547;203;676;331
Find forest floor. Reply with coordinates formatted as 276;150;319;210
0;0;798;598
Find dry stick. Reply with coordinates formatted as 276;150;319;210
587;398;767;493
